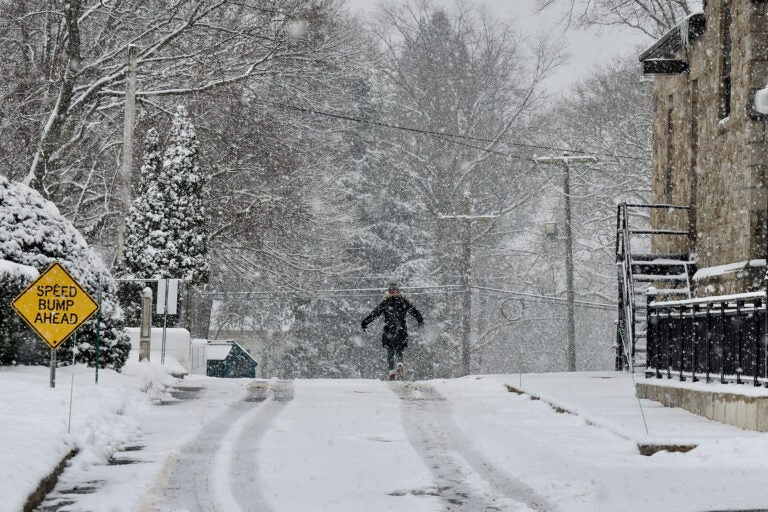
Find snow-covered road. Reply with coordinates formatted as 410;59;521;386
25;372;768;512
152;381;293;512
148;379;547;512
394;381;550;511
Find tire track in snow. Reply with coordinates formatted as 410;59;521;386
228;380;294;510
153;380;293;512
392;382;553;512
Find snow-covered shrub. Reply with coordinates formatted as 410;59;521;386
0;260;38;365
0;176;130;369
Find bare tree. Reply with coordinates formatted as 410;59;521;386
462;60;653;373
370;0;563;258
540;61;652;304
179;2;380;347
536;0;696;38
0;0;365;241
358;0;563;373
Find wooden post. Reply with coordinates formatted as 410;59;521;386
140;286;152;361
438;194;497;376
562;159;577;372
460;195;472;376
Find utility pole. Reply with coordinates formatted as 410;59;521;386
534;154;597;372
114;44;138;268
439;193;497;376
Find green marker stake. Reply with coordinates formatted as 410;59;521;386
619;328;649;435
68;333;76;434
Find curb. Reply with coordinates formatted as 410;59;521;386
504;384;697;456
23;449;78;512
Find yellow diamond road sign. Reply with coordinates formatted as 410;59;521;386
12;262;99;350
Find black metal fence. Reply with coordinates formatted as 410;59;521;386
646;292;768;385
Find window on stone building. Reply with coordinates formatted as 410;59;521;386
720;0;732;119
689;80;699;244
666;94;674;203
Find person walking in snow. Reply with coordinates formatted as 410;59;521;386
361;283;424;381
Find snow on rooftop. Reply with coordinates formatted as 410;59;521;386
206;341;234;361
693;259;765;281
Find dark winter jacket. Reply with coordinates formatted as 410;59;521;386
361;293;424;348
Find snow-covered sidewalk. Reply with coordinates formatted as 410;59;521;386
434;373;768;512
0;361;250;512
491;371;763;444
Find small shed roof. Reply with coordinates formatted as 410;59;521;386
206;340;257;363
207;341;234;361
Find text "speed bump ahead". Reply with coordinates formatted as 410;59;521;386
12;262;99;349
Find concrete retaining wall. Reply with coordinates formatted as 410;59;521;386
637;381;768;431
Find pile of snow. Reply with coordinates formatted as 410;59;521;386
755;86;768;115
125;327;192;376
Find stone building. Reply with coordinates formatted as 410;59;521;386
640;0;768;295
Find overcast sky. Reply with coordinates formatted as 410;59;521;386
343;0;651;94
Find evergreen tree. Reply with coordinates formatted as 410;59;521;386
122;128;164;279
122;107;209;286
158;106;209;285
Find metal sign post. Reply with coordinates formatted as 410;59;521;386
95;273;102;384
157;278;179;365
49;349;56;389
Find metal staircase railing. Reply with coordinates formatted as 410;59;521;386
615;203;694;372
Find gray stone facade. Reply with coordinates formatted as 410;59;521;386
643;0;768;295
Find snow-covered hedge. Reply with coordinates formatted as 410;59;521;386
0;260;38;364
0;177;130;369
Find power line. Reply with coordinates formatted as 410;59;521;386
259;99;649;163
200;284;463;300
313;284;461;293
201;290;461;301
472;285;615;311
198;283;615;310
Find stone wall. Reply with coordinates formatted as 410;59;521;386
637;380;768;432
650;0;768;295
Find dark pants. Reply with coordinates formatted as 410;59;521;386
386;345;404;371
